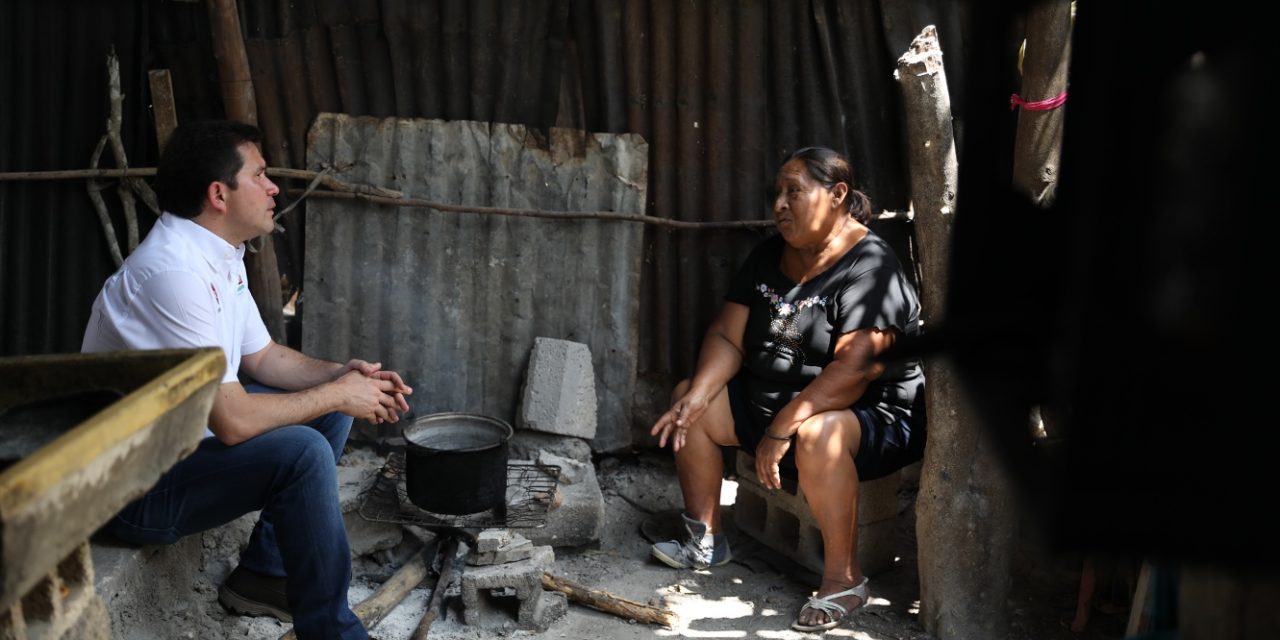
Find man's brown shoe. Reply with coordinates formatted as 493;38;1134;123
218;566;291;622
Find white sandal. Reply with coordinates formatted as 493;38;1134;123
791;576;869;632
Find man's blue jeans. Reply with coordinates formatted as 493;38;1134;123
107;384;366;639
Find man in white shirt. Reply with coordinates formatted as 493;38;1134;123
83;120;410;639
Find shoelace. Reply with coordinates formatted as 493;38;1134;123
679;536;715;564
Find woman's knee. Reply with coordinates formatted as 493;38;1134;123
794;411;860;459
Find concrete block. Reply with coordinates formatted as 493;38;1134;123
519;338;597;439
733;451;900;577
536;451;590;485
509;430;592;463
92;514;250;640
523;463;604;549
59;594;112;640
461;546;565;631
476;529;513;553
468;534;534;566
1;603;26;638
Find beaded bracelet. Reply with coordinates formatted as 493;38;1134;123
763;430;791;441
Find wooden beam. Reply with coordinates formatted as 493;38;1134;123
206;0;285;342
147;69;178;154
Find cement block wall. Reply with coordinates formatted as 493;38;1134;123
1;543;111;640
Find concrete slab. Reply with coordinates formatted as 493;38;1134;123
0;349;223;611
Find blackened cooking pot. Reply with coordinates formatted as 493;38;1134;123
403;412;513;515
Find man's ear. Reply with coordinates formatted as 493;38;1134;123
206;181;228;214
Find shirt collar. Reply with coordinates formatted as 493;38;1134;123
160;212;244;270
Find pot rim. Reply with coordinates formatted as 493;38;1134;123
402;411;513;454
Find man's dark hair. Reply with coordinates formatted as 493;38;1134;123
155;120;263;219
783;146;874;223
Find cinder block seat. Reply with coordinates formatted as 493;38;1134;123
731;451;901;577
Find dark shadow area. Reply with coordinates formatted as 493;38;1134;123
888;0;1275;573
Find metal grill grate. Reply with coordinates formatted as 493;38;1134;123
357;451;559;529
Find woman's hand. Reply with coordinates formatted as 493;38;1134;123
649;390;711;453
754;432;792;490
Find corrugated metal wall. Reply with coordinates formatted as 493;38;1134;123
220;0;967;381
3;0;972;394
0;0;158;357
303;114;647;450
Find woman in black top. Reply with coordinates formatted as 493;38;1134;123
650;147;926;632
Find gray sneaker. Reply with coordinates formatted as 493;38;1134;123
651;513;732;569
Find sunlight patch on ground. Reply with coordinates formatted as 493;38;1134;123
721;478;739;506
820;629;877;639
664;593;757;621
754;629;875;639
659;631;748;638
653;587;772;638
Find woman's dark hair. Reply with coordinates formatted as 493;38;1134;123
783;146;873;223
155;120;263;219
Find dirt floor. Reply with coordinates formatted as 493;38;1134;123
197;449;1134;640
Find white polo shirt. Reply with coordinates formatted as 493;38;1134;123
82;212;273;391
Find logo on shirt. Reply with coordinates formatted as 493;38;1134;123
210;284;223;313
757;284;827;365
236;274;246;295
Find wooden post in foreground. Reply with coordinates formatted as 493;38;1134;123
895;25;1017;640
1011;0;1073;207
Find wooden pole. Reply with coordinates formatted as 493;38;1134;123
1011;0;1073;207
206;0;256;126
1012;0;1074;443
279;547;430;640
148;69;178;154
895;25;1016;640
206;0;285;343
541;572;677;627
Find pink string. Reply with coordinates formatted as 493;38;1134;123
1010;90;1068;111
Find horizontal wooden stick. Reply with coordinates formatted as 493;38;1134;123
0;168;157;180
0;168;907;228
542;571;678;628
295;189;774;230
